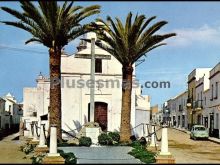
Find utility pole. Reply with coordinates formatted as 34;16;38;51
90;38;95;122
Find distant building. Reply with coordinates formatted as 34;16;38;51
163;62;220;139
2;93;23;129
187;68;211;130
0;97;6;129
207;63;220;138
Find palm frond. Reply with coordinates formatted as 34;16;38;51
92;12;176;65
1;1;100;48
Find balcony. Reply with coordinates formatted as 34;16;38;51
194;100;203;110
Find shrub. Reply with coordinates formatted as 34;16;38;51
21;143;36;155
79;136;92;146
98;133;113;145
108;132;120;143
128;140;156;164
58;149;77;164
130;135;137;142
139;137;147;146
31;153;46;164
58;142;77;147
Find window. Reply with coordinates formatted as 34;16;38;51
216;113;219;129
200;91;203;106
95;59;102;73
215;82;218;99
204;97;206;105
9;105;11;114
195;126;206;131
211;84;214;100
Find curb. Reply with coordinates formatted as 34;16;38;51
170;127;220;145
208;138;220;145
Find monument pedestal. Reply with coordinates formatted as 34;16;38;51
26;137;33;143
155;154;175;164
42;155;65;164
29;140;39;145
35;146;49;154
85;127;100;144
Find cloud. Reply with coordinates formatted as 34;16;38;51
166;24;220;47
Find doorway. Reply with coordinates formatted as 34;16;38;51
88;102;108;131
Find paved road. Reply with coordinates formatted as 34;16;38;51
59;146;143;164
156;128;220;163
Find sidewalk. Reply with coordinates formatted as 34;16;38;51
172;127;220;145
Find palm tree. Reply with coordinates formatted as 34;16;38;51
86;12;176;143
1;1;100;140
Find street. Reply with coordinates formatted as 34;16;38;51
157;128;220;163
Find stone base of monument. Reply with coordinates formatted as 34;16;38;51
42;154;65;164
26;137;33;143
34;146;49;154
29;140;40;145
85;127;101;144
155;154;175;164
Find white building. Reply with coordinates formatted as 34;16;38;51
2;93;23;129
23;32;151;139
195;71;210;125
166;91;188;129
175;91;188;129
0;97;7;129
0;93;23;130
207;63;220;138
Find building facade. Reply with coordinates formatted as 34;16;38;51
23;32;151;139
187;68;211;130
0;97;6;129
163;63;220;138
207;63;220;138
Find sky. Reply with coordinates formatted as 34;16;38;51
1;1;220;107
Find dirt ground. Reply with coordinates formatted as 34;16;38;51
156;128;220;163
0;133;32;164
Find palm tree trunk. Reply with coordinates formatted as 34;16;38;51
120;65;133;143
49;47;62;141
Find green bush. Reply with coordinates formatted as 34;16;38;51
31;153;46;164
98;133;113;145
58;149;77;164
108;132;120;143
20;143;36;155
79;136;92;146
58;142;77;147
128;140;156;164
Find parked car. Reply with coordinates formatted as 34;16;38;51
190;125;209;140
